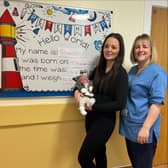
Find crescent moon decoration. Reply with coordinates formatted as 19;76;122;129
88;11;97;22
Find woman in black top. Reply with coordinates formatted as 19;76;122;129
74;33;128;168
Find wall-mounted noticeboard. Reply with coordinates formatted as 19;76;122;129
0;0;113;97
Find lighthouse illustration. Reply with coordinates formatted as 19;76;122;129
0;9;23;90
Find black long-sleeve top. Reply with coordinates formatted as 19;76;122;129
91;66;128;117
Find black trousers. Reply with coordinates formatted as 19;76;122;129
78;115;116;168
126;138;157;168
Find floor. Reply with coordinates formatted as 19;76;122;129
153;164;168;168
118;164;168;168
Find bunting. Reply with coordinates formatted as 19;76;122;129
27;12;110;36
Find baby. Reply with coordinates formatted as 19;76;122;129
73;70;95;115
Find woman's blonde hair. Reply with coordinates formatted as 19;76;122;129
130;34;157;64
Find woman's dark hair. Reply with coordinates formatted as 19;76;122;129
93;33;125;93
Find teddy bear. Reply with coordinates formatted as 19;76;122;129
73;70;95;115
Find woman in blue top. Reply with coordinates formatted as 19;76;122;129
119;34;167;168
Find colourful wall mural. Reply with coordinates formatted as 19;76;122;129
0;0;112;97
